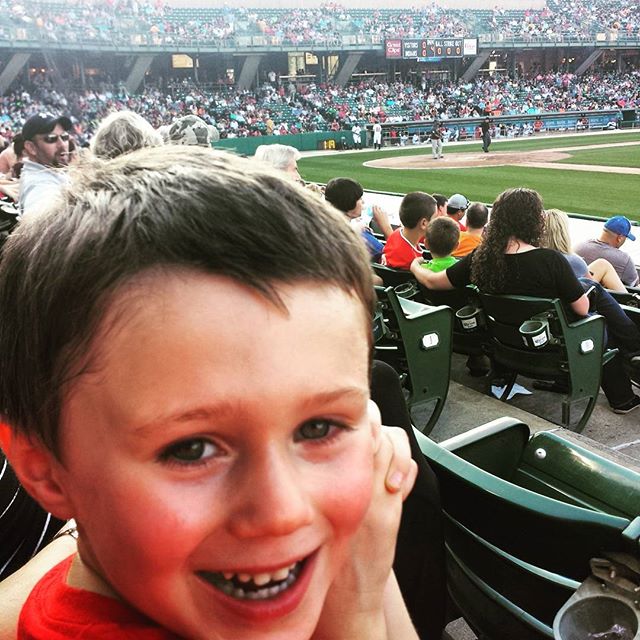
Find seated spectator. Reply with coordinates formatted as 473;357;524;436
452;202;489;257
254;143;302;182
90;111;163;159
574;216;639;287
325;177;393;262
542;209;627;292
19;114;72;217
0;146;418;639
410;187;640;414
432;193;448;219
382;192;436;270
421;217;460;272
446;193;469;231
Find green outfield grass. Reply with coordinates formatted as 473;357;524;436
558;144;640;168
299;132;640;221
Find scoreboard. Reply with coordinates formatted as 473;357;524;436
385;38;478;60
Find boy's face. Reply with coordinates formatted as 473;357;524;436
53;272;376;639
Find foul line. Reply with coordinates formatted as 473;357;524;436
611;438;640;451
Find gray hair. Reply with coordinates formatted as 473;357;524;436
254;144;301;171
90;111;163;159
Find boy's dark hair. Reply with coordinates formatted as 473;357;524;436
399;192;436;229
325;177;364;213
465;202;489;230
0;146;374;456
425;217;460;257
431;193;447;209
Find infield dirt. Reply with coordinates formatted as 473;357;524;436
363;140;640;174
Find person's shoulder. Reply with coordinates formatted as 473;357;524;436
573;238;598;250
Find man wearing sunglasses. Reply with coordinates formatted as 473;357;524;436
19;114;72;217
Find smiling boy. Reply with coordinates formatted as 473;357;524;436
0;146;417;639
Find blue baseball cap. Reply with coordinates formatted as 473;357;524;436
604;215;636;241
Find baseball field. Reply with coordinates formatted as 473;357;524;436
298;130;640;221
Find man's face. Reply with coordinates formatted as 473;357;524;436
25;123;70;167
51;272;375;640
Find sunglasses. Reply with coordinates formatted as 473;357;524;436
41;133;70;144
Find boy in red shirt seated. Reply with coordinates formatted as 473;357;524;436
382;192;436;270
0;147;417;640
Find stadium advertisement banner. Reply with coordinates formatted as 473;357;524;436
386;37;478;60
385;39;402;58
463;38;478;56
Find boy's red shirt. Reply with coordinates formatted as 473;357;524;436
19;555;181;639
382;228;423;270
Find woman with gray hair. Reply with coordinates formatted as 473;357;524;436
254;143;302;181
90;111;163;159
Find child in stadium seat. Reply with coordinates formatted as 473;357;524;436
452;202;489;258
0;146;418;639
324;177;393;263
382;192;436;270
421;217;460;273
410;187;640;415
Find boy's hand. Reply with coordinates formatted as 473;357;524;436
371;206;393;239
312;404;418;640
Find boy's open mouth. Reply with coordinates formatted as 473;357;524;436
197;559;305;600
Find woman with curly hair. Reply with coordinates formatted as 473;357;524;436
410;187;640;414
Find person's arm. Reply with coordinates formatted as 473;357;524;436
622;255;639;287
570;293;590;317
313;416;418;640
371;205;394;239
409;258;454;290
0;524;77;640
552;250;591;317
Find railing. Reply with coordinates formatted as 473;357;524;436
1;26;638;52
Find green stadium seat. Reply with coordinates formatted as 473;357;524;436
374;286;452;434
478;293;617;432
415;418;640;640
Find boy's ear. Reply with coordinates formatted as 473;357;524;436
5;431;75;520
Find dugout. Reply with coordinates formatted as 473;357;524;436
621;109;637;128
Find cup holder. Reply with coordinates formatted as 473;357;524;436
555;596;639;640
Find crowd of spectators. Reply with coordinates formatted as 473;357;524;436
2;0;640;47
0;67;637;146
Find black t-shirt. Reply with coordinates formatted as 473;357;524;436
447;247;584;303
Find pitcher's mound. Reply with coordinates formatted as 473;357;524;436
364;149;571;170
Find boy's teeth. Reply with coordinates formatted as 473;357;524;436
253;572;272;586
222;564;296;586
201;560;303;600
271;566;290;581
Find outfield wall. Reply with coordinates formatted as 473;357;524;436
214;110;634;156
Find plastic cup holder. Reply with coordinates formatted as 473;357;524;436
519;319;550;348
455;305;483;332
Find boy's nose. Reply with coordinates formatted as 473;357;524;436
228;450;314;539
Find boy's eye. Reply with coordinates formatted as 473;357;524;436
295;419;341;442
161;439;217;464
